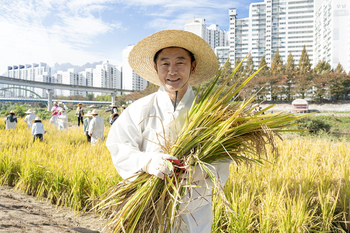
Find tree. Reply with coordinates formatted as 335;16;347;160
243;54;254;77
258;55;269;73
314;60;331;74
87;93;94;101
336;62;345;73
271;48;284;75
233;57;244;80
298;45;312;74
285;51;295;74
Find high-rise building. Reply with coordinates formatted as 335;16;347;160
5;63;51;98
185;18;227;51
229;0;314;69
122;46;148;92
93;60;122;96
215;46;230;67
61;68;78;96
314;0;350;72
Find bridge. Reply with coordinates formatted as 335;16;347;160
0;98;111;105
0;76;135;110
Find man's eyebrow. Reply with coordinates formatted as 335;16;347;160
160;56;187;61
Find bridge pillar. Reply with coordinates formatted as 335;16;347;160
111;93;116;105
46;89;54;111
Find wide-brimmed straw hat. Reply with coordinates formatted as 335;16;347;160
111;112;119;118
31;117;42;123
25;109;34;114
128;30;219;86
110;103;117;108
85;110;93;117
77;103;84;107
9;110;15;114
91;109;99;115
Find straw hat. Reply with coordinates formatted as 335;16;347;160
53;101;57;105
128;30;219;86
77;102;84;107
111;112;119;118
122;104;126;108
9;110;15;114
91;109;99;115
25;109;34;114
110;103;117;108
85;110;93;117
31;117;42;123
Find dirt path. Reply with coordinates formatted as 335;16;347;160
0;186;107;233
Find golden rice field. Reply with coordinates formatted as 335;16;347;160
1;118;350;232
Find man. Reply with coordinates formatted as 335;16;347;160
24;109;36;129
75;103;85;126
106;30;230;232
5;110;17;130
88;109;104;146
83;110;93;142
31;117;45;142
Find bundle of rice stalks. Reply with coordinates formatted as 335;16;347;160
94;59;309;232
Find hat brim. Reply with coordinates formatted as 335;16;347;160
128;30;219;86
77;103;84;106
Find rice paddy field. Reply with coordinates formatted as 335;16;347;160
1;118;350;232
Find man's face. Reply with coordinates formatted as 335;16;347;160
154;47;196;93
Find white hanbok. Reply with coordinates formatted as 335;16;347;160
57;113;69;130
24;113;37;129
106;85;231;233
88;116;104;146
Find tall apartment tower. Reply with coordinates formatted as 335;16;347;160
122;46;148;92
229;0;314;68
93;60;122;96
5;63;51;98
185;18;227;51
61;68;78;96
314;0;350;72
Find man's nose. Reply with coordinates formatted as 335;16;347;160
168;64;177;75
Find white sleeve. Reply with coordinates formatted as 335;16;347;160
32;124;35;135
88;119;95;134
106;110;160;180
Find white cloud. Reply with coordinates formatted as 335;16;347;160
0;0;123;73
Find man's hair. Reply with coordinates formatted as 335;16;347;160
153;47;195;64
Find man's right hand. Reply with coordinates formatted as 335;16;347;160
142;153;179;180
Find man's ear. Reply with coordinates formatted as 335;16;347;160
191;60;197;75
154;63;158;72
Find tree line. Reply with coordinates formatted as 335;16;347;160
217;45;350;102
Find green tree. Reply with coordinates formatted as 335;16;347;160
314;60;331;74
233;57;244;80
298;45;312;74
243;54;254;77
87;93;94;101
15;104;26;118
257;55;269;74
336;62;345;73
285;51;295;74
271;48;284;75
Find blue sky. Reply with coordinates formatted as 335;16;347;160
0;0;264;74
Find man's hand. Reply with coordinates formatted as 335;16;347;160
142;153;179;180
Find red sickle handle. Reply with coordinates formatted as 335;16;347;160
166;159;186;171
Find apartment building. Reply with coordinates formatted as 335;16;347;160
229;0;314;68
314;0;350;72
185;18;227;50
122;46;148;92
5;63;51;98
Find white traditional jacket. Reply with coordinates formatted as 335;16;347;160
88;116;104;145
24;113;36;129
106;85;231;232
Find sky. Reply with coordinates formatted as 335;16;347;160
0;0;264;74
